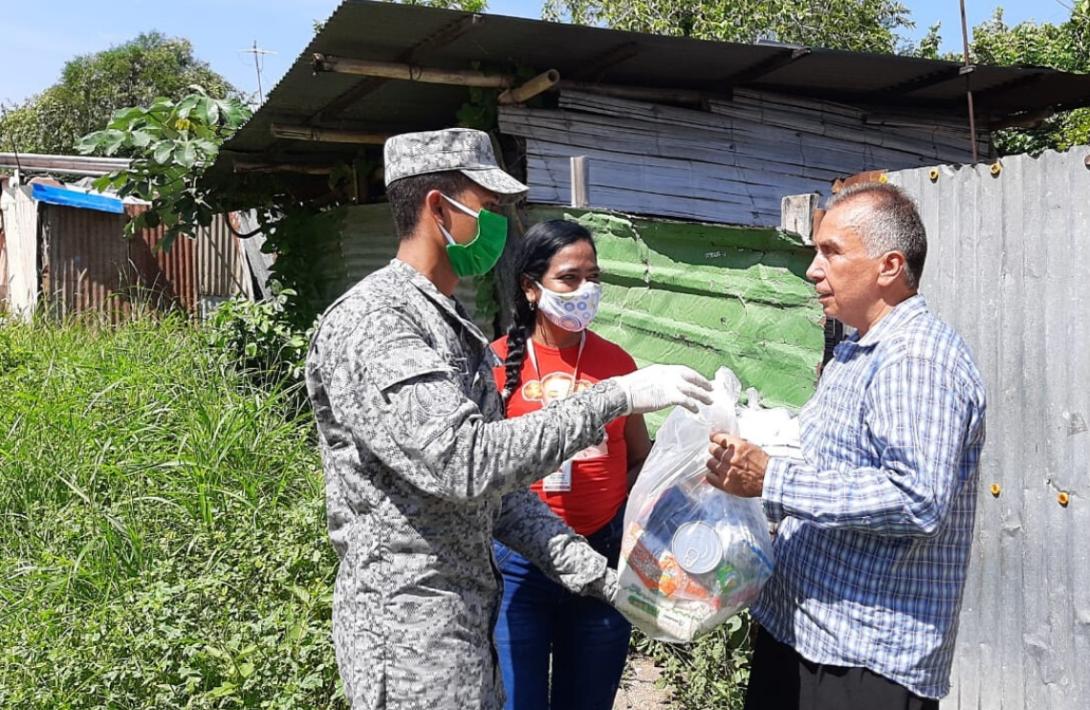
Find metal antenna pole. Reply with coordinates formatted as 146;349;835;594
240;41;276;105
959;0;979;163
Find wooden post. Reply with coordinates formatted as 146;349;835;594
497;70;561;105
570;156;589;209
780;192;819;244
313;53;514;88
488;132;525;336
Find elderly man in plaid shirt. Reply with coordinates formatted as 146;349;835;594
706;183;986;710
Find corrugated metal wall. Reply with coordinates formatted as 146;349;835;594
528;206;825;432
500;89;986;227
127;204;198;315
329;204;489;331
34;202;248;321
887;149;1090;710
42;203;133;322
196;213;253;317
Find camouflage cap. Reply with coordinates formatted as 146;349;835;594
383;127;528;199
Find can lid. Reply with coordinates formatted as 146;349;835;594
671;521;723;574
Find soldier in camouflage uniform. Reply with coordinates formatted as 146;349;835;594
306;128;711;709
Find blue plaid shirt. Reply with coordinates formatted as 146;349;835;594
753;295;986;699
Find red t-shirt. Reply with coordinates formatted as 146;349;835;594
491;330;638;536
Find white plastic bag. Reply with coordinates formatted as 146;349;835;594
738;387;802;460
614;368;776;643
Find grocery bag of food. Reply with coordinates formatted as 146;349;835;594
614;368;778;643
737;387;802;460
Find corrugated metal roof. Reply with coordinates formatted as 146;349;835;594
0;153;131;178
212;0;1090;179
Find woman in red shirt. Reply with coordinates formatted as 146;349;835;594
491;219;652;710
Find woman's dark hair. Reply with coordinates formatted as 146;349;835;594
502;219;596;409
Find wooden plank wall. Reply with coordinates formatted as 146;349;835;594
499;89;988;226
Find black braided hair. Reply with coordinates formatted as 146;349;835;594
502;219;596;411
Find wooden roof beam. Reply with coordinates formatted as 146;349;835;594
572;41;640;81
718;47;811;88
498;70;561;105
310;13;485;123
232;159;336;175
557;80;708;106
313;55;515;88
313;57;561;107
878;66;964;96
270;123;390;144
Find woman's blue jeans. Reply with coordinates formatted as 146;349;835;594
492;507;632;710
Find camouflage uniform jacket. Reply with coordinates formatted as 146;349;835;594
305;259;629;710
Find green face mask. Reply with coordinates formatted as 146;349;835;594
439;194;509;277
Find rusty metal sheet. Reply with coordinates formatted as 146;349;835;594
128;204;198;314
196;213;250;300
40;203;132;322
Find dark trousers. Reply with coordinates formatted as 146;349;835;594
744;628;939;710
492;507;631;710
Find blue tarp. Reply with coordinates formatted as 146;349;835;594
31;183;124;215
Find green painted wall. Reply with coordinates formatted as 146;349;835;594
528;207;823;432
310;203;823;434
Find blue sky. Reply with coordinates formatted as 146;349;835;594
0;0;1073;107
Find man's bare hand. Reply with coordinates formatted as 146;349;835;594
705;433;769;498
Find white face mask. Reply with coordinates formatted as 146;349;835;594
535;280;602;332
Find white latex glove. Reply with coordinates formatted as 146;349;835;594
612;364;714;415
595;567;619;605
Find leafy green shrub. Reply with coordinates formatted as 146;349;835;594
632;614;754;709
0;316;342;708
0;325;30;373
206;286;314;388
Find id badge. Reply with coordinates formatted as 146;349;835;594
542;459;573;492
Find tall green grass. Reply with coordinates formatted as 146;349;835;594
0;315;343;708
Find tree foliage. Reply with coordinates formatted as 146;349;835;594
971;3;1090;154
76;87;251;249
543;0;914;53
0;32;233;156
911;2;1090;154
399;0;487;9
76;87;350;325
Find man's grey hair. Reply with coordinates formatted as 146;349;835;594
827;182;927;289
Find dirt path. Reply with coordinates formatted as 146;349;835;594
613;653;676;709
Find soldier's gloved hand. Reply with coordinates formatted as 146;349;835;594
613;365;714;415
596;567;619;604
